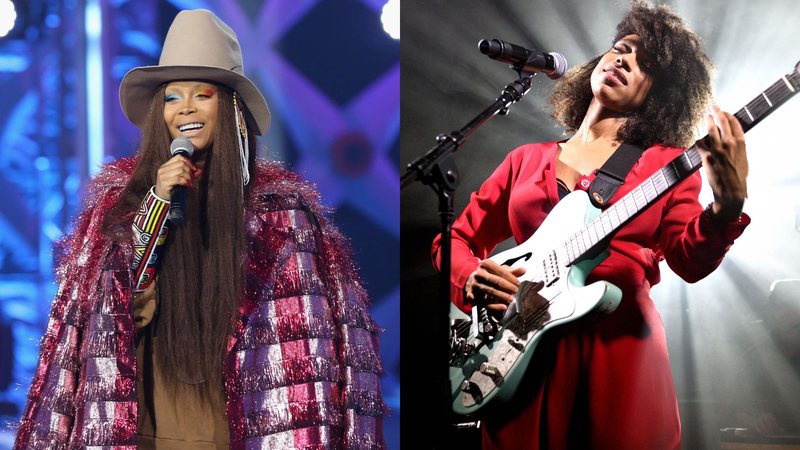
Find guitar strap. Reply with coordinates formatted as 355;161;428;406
588;142;645;208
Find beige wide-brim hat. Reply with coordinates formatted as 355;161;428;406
119;9;270;135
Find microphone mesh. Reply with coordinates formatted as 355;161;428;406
548;52;569;79
170;137;195;157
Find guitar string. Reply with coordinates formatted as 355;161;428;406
744;74;798;118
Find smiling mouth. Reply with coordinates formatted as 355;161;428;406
178;122;204;133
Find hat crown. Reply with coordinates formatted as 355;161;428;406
119;9;270;134
159;9;244;75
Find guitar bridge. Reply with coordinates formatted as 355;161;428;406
507;280;550;337
476;304;498;337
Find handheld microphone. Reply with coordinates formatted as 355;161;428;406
168;137;194;226
478;39;568;79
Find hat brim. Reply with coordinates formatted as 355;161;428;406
119;65;271;135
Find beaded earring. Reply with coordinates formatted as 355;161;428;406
233;92;250;186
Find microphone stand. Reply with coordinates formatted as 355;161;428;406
401;73;536;448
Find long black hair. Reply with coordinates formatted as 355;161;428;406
104;83;257;400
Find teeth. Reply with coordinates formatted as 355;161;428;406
178;123;203;132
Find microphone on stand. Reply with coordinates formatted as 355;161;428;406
479;39;568;79
168;137;194;226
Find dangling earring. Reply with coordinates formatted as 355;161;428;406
233;92;250;187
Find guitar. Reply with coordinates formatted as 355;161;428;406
448;61;800;417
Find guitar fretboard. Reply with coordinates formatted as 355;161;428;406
564;66;800;264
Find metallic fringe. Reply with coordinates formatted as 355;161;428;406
269;227;320;254
247;227;319;262
346;435;386;450
235;428;342;450
52;292;85;329
47;326;81;373
17;427;70;450
82;331;127;359
236;314;337;349
345;411;386;450
337;290;380;333
37;368;77;415
245;399;342;437
81;374;135;402
247;224;319;256
339;310;378;333
272;267;327;299
346;436;386;450
241;381;339;409
247;209;312;237
84;446;137;450
254;193;308;214
343;389;385;418
92;269;133;316
247;294;333;323
79;417;136;447
238;356;340;394
341;326;383;374
343;345;383;375
86;313;122;333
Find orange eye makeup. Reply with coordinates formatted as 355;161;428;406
196;87;217;98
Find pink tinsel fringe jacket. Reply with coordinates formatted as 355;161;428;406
14;158;386;449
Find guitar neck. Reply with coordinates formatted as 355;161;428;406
564;66;800;265
737;70;800;132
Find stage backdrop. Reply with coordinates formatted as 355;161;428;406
0;0;399;448
402;0;800;448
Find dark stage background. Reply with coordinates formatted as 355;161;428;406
0;0;399;448
402;0;800;449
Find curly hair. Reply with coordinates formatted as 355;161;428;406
549;0;713;148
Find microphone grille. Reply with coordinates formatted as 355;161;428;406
548;52;568;80
170;137;195;157
478;39;498;57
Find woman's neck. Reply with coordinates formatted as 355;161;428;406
570;98;627;147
